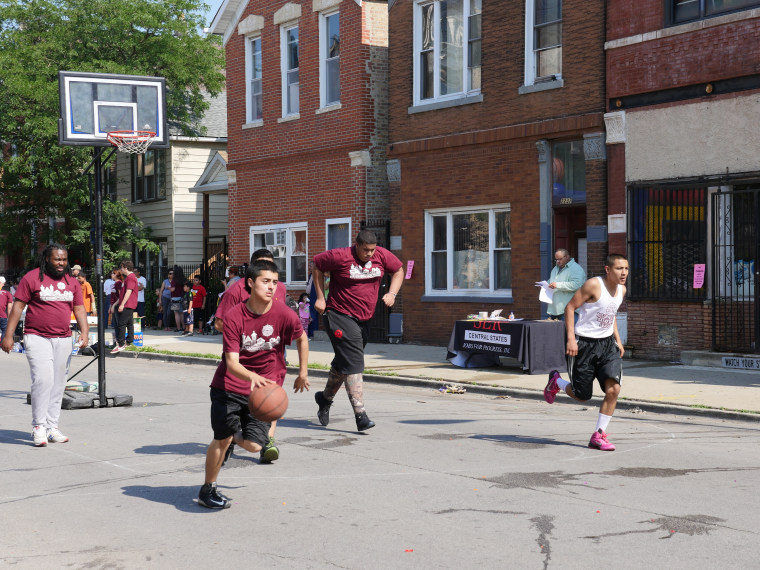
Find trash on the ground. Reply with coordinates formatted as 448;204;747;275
495;395;511;399
629;406;646;414
439;384;466;394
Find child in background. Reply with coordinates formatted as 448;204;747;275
182;281;194;336
155;288;164;329
297;293;311;339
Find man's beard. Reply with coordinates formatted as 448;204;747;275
44;260;66;279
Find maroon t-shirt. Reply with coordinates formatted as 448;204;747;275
314;246;402;321
15;271;83;338
120;273;139;310
215;278;287;322
0;290;12;318
211;300;303;395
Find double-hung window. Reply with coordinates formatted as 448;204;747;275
425;206;512;296
281;25;300;116
320;12;340;107
246;36;263;122
250;223;308;284
132;149;166;203
523;0;562;89
414;0;482;106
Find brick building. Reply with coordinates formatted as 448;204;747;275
387;0;608;345
605;1;760;359
210;0;390;300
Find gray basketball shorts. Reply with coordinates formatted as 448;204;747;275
566;335;622;401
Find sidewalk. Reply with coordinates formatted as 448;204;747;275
123;328;760;421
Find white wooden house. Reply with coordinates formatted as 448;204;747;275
110;91;228;282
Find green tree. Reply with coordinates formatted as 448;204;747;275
0;0;225;267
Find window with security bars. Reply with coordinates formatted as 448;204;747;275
627;186;707;300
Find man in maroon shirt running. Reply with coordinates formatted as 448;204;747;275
111;260;139;354
312;230;404;432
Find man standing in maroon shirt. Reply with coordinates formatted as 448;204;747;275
111;260;139;354
312;230;404;432
1;244;89;446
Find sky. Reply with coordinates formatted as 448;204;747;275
201;0;226;29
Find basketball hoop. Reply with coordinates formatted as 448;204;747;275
106;130;156;154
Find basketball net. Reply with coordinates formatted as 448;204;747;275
106;130;156;154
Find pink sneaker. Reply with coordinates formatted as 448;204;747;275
543;370;561;403
588;429;616;451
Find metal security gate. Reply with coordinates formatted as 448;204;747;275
712;188;759;353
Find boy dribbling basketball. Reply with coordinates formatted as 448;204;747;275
198;260;309;509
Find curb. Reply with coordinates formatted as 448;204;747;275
116;351;760;423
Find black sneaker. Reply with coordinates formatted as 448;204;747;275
315;391;333;426
222;441;235;466
260;436;279;464
198;483;231;509
355;411;375;431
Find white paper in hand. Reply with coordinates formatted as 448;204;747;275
535;281;554;304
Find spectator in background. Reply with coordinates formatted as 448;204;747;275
108;268;122;333
191;276;207;334
170;265;186;333
0;276;13;342
159;269;174;331
71;264;82;278
155;288;164;329
111;260;138;354
225;265;240;289
77;273;96;316
546;248;586;321
135;267;147;317
305;262;319;339
103;270;115;324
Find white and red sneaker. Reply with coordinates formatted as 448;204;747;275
47;428;69;443
588;429;616;451
32;425;47;447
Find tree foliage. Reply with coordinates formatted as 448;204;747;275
0;0;225;268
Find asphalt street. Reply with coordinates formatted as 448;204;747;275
1;354;759;569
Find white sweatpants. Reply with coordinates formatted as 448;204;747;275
24;334;72;429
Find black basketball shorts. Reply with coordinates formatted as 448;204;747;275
209;387;270;445
566;335;623;401
324;309;369;375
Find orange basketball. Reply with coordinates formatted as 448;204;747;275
249;384;289;422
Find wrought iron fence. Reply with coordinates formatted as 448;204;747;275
712;187;758;353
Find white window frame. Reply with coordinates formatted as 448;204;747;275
522;0;563;89
319;10;340;109
280;24;300;118
325;217;352;250
245;35;263;125
249;222;308;285
412;0;481;107
424;205;512;297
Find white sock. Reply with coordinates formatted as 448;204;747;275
556;377;571;391
595;413;612;433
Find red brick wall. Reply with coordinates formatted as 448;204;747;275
398;140;542;345
627;300;711;361
607;17;760;98
388;0;606;143
224;0;389;266
606;0;664;40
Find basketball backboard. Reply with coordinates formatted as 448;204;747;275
58;71;169;148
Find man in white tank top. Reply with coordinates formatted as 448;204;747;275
543;254;629;451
